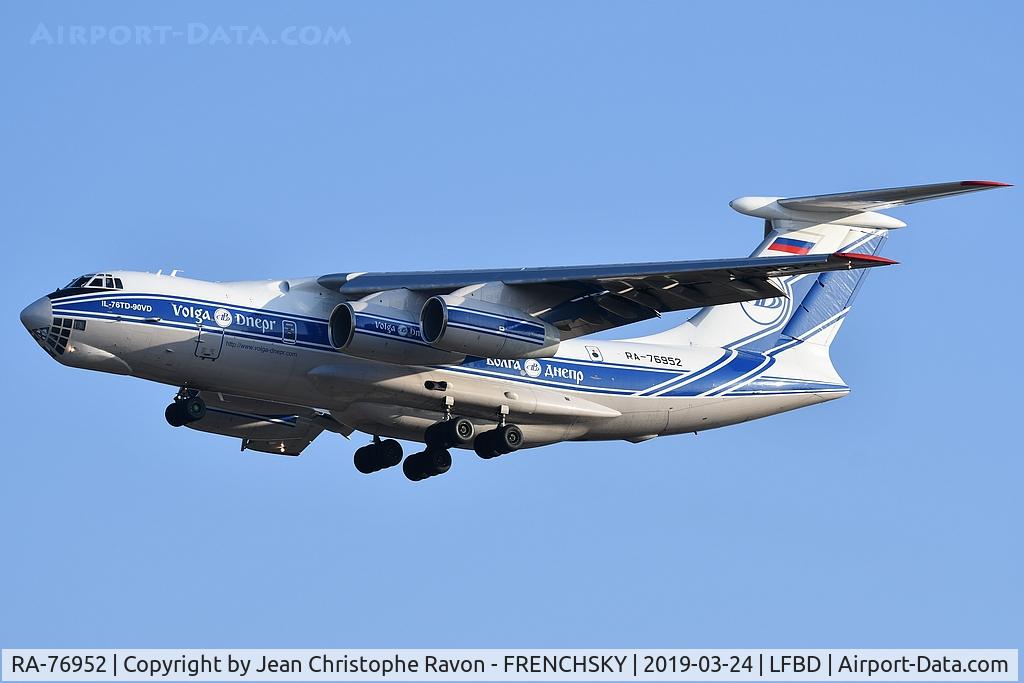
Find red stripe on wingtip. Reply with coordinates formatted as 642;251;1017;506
834;252;898;265
961;180;1012;187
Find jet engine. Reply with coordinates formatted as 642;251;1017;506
328;301;464;365
420;294;560;359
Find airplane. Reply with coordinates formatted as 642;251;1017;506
20;180;1009;481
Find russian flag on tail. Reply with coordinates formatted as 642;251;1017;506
767;236;814;255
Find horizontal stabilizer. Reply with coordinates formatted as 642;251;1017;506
777;180;1010;213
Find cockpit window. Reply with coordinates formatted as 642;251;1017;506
61;273;124;291
64;275;91;289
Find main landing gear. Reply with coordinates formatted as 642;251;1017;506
473;423;524;459
357;400;528;481
402;448;453;482
354;436;403;474
472;405;523;459
403;414;475;481
165;393;206;427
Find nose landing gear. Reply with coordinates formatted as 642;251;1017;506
164;394;207;427
353;436;404;474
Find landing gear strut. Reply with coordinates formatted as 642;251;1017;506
354;436;403;474
165;393;206;427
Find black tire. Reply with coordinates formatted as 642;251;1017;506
354;445;378;474
423;422;447;449
474;432;500;459
355;440;403;474
425;448;452;475
447;417;475;446
164;403;187;427
379;439;403;468
425;417;476;449
182;396;206;423
403;452;427;481
494;424;524;454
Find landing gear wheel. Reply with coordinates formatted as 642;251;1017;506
354;438;404;474
182;396;206;422
494;424;523;453
474;424;524;459
403;452;426;481
424;417;476;449
425;448;452;475
164;396;206;427
473;431;500;459
378;439;403;468
450;417;475;445
403;449;452;481
354;445;378;474
165;403;187;427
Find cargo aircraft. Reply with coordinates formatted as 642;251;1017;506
20;181;1008;481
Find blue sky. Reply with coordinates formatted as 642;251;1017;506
1;1;1020;650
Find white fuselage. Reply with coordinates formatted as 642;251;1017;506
23;271;848;448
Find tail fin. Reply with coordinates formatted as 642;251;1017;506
643;180;1009;352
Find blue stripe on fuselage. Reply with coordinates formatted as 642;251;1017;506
51;293;333;348
49;292;842;398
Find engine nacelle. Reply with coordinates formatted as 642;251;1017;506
328;301;465;365
420;295;560;359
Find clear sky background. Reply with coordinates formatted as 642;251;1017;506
1;1;1020;652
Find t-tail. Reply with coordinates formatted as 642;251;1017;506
640;180;1010;384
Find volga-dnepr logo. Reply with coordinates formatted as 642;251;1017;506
739;277;795;327
213;308;233;328
170;303;277;334
523;359;542;377
740;296;786;326
484;357;584;385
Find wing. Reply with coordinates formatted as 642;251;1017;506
777;180;1010;213
186;392;353;456
318;252;894;339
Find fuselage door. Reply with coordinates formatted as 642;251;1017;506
194;321;224;360
282;319;297;344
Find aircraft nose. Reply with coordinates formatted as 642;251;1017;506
20;296;52;332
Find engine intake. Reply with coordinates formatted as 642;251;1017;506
420;295;559;359
329;302;464;365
